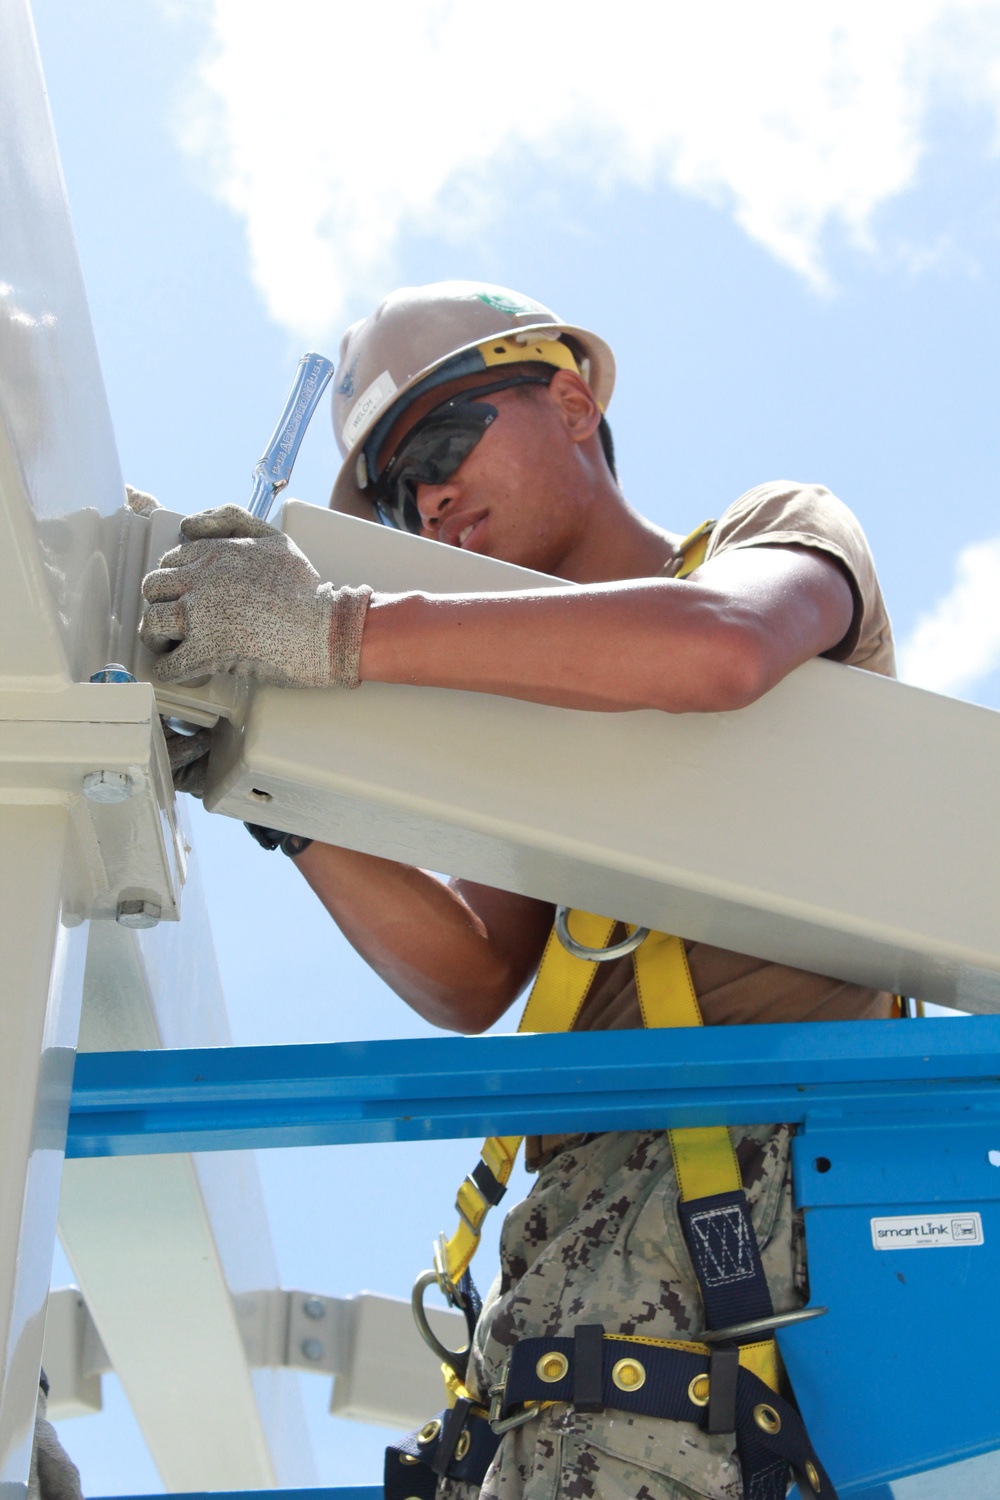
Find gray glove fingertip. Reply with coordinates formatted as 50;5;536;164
173;755;209;798
139;600;186;652
163;724;213;773
125;485;162;517
155;538;217;571
142;566;186;604
181;504;276;541
151;643;212;683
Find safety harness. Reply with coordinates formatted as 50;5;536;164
386;523;836;1500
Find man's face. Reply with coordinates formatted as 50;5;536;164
374;369;602;577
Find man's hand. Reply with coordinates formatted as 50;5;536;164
29;1382;83;1500
125;484;161;517
163;722;213;797
139;505;371;688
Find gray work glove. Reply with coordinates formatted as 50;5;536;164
125;484;162;517
29;1381;83;1500
139;504;372;689
163;722;214;798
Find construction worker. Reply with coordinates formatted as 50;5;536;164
140;282;895;1500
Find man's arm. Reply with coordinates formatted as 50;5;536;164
293;843;554;1033
291;542;852;1033
143;524;854;1032
358;543;855;713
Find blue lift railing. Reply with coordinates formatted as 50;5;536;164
68;1017;1000;1156
75;1019;1000;1498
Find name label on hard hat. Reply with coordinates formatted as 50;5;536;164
343;370;398;448
870;1212;984;1249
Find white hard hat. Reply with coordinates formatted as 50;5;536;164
329;280;616;520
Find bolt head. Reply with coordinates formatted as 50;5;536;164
89;664;136;684
302;1297;326;1320
83;770;133;804
300;1338;324;1362
116;899;161;929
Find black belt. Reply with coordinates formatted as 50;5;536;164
490;1327;836;1500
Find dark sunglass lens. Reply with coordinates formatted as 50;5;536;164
375;402;498;532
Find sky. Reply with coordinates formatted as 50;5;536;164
23;0;1000;1494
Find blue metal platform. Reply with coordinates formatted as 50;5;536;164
71;1018;1000;1497
67;1015;1000;1156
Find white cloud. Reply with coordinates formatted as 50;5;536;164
174;1;1000;342
897;536;1000;694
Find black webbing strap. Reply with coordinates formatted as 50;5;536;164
384;1404;499;1500
455;1267;483;1375
676;1188;774;1334
471;1159;508;1207
572;1323;605;1412
707;1344;740;1434
431;1397;470;1476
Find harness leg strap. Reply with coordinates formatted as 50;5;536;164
430;1397;472;1477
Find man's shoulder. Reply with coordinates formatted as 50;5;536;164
711;480;861;544
705;480;894;676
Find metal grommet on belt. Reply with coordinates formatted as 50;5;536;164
753;1402;781;1434
804;1460;821;1492
536;1351;569;1382
399;1452;420;1465
417;1419;441;1445
554;907;650;961
687;1373;710;1407
611;1357;646;1392
454;1430;471;1461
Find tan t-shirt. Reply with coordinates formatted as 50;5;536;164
578;480;896;1029
528;483;895;1164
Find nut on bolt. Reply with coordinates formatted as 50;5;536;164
116;899;161;929
83;770;133;804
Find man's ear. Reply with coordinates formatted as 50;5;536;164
547;369;602;444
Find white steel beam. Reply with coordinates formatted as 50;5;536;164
45;1282;467;1434
0;805;87;1495
129;500;1000;1015
59;878;315;1489
40;1289;106;1420
0;3;315;1488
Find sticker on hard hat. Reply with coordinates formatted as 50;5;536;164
342;370;398;448
476;291;540;317
870;1212;984;1249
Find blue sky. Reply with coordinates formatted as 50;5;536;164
28;0;1000;1492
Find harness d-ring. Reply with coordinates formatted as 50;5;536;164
412;1269;471;1375
555;905;650;962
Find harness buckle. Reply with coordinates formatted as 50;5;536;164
456;1178;489;1236
489;1364;543;1435
433;1234;461;1305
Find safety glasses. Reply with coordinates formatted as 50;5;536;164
370;373;553;533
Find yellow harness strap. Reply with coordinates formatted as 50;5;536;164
633;931;742;1198
435;518;785;1397
438;915;772;1369
436;522;720;1293
441;912;620;1288
673;518;714;575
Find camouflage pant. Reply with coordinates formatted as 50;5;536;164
440;1125;805;1500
